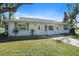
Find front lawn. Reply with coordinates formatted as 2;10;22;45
75;29;79;35
69;29;79;40
0;38;79;56
69;35;79;40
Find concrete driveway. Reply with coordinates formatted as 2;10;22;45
52;36;79;47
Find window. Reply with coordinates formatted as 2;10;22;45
44;25;47;31
17;24;26;30
27;23;29;31
38;25;40;30
49;26;53;31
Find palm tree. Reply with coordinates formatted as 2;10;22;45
66;4;79;34
0;3;32;36
63;12;69;23
8;3;32;19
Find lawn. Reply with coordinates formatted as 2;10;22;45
69;29;79;40
75;29;79;35
0;38;79;56
69;35;79;40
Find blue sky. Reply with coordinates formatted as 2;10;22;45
14;3;79;23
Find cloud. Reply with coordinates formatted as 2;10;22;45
14;12;63;22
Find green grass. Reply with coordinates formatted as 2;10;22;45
0;38;79;56
69;35;79;40
69;29;79;40
75;29;79;35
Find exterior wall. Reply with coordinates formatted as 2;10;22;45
8;22;15;36
8;21;70;36
8;22;31;36
47;24;69;35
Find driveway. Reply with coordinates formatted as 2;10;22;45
52;36;79;47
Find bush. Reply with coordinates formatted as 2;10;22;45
64;33;69;36
70;28;76;35
0;33;5;36
31;29;34;36
13;28;19;36
55;40;62;42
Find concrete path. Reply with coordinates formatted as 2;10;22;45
52;37;79;47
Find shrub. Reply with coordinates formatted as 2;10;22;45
0;33;5;36
13;28;19;36
55;40;62;42
70;28;76;35
31;29;34;36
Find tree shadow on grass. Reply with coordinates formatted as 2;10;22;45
0;35;49;43
71;35;79;40
0;34;67;43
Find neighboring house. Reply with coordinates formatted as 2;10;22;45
5;17;71;36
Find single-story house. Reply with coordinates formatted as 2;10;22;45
5;17;71;36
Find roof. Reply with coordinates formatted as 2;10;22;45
4;17;67;24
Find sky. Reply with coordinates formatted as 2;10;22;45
14;3;79;23
14;3;67;22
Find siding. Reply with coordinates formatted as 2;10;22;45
8;21;70;36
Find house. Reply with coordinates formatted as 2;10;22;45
5;17;71;36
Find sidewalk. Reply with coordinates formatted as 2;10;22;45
52;37;79;47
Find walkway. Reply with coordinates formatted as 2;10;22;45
52;36;79;47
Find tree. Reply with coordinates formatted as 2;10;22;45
0;3;32;36
65;4;79;34
63;12;69;23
